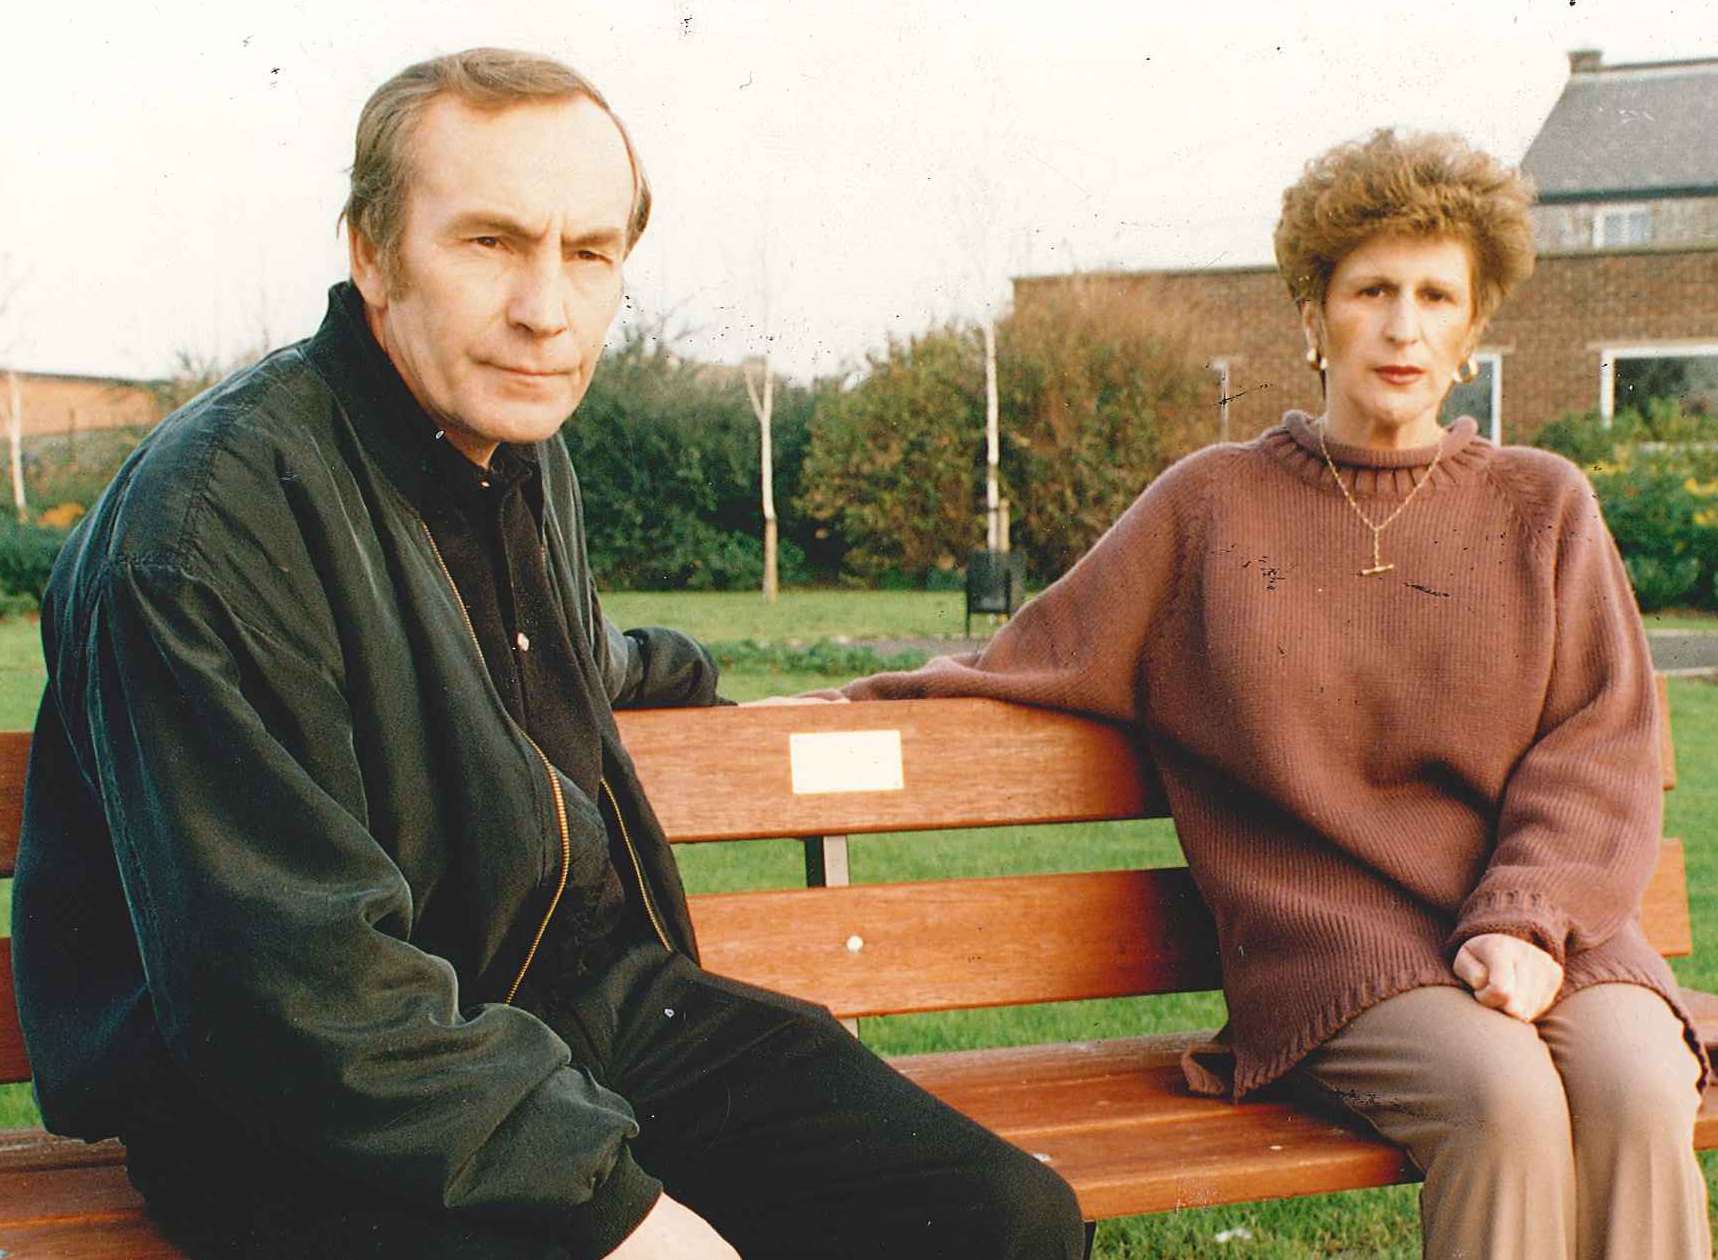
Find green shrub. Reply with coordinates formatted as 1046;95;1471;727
708;639;930;676
1624;553;1702;610
1533;404;1718;611
628;523;809;593
566;324;826;591
1532;409;1638;467
0;518;68;608
797;289;1211;588
24;428;149;515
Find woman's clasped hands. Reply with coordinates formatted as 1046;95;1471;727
1451;932;1565;1022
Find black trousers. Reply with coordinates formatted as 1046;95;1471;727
128;941;1088;1259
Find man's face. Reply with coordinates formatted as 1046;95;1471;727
350;94;635;467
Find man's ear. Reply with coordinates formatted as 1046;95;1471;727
348;227;389;310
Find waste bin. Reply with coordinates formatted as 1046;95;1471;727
965;549;1026;636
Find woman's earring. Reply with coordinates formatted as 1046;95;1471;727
1306;347;1328;372
1453;355;1480;385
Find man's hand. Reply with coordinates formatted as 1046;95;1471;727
608;1195;739;1260
1452;932;1564;1022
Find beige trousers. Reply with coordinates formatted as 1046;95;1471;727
1295;983;1709;1260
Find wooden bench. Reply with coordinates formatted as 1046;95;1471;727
3;678;1714;1256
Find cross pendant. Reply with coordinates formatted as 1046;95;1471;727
1360;531;1393;576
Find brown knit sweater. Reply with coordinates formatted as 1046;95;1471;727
844;411;1705;1098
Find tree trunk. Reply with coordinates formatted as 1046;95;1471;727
7;370;23;523
983;320;1000;551
745;358;778;602
763;516;778;602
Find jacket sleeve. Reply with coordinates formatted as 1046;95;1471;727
841;451;1213;717
1450;480;1662;965
80;558;660;1254
590;580;722;709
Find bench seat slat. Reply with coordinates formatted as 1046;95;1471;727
0;1202;182;1260
0;1161;150;1227
0;727;26;873
1645;837;1693;956
0;1130;125;1174
690;867;1222;1018
2;937;24;1083
690;869;1216;1017
1024;1104;1419;1217
7;1004;1717;1242
689;842;1691;1021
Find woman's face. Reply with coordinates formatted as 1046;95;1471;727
1303;233;1478;450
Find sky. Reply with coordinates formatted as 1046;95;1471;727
2;0;1716;383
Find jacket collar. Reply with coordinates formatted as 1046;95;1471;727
301;282;543;522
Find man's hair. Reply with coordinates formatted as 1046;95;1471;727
1273;128;1536;323
341;48;652;278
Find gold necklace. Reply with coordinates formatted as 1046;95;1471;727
1316;420;1444;577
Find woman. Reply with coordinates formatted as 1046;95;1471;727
840;130;1710;1259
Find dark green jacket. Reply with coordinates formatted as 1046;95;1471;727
12;286;715;1246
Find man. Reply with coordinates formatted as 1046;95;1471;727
11;48;1085;1260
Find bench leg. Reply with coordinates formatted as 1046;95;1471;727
803;834;850;889
802;835;859;1036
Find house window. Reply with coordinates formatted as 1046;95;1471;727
1593;205;1653;249
1440;352;1502;443
1599;345;1718;421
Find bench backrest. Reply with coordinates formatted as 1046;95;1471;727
0;679;1687;1084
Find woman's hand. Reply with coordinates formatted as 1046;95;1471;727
1452;933;1564;1022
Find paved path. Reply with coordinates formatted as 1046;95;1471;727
1649;630;1718;675
859;631;1718;676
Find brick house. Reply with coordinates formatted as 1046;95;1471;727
1;368;164;439
1013;50;1718;446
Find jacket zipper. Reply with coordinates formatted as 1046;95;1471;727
601;777;672;951
419;521;571;1003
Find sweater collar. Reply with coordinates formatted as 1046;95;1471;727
1264;409;1493;500
1284;410;1479;468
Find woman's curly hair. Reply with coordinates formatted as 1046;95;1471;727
1274;129;1537;322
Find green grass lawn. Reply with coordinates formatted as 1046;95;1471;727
1646;609;1718;632
4;608;1718;1256
604;589;978;643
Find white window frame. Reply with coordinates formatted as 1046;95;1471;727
1474;352;1503;444
1442;350;1502;443
1598;342;1718;423
1593;203;1653;249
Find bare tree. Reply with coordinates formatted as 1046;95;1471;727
0;255;33;522
948;93;1021;558
743;193;781;603
743;353;778;602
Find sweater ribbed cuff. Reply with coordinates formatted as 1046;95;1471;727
561;1146;662;1257
1448;889;1568;964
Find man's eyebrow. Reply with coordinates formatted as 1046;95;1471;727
445;212;627;250
564;227;627;251
446;210;531;236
